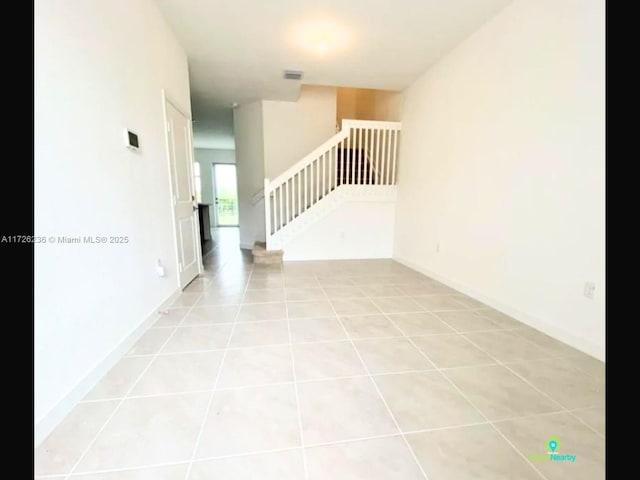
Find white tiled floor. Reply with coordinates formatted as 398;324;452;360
35;229;605;479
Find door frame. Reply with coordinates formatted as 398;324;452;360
211;162;240;228
161;89;204;287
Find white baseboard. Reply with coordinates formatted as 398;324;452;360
34;287;182;447
393;256;605;362
239;242;254;250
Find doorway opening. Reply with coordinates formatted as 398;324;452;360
212;163;239;227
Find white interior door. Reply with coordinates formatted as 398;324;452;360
164;97;201;289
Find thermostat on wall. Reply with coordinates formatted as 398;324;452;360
124;129;140;151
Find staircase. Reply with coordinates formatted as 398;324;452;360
261;119;402;256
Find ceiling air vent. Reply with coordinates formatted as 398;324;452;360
283;70;304;81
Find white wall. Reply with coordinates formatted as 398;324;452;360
394;0;605;359
34;0;191;441
194;148;236;224
263;85;337;179
283;200;396;261
233;102;266;248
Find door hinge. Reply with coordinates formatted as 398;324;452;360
166;121;171;133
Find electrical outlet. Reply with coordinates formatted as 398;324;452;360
583;282;595;299
436;242;440;253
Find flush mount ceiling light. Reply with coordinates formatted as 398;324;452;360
291;19;350;56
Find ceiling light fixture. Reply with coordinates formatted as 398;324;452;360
291;19;350;56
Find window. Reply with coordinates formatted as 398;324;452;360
193;162;202;203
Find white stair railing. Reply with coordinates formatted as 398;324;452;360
264;119;401;245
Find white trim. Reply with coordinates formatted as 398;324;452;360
341;119;402;130
269;130;349;187
393;255;605;362
34;287;182;447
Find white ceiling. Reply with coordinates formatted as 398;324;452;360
156;0;512;145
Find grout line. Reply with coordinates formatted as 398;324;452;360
387;311;555;479
49;406;594;478
380;310;554;480
458;332;607;440
62;289;206;479
319;285;432;480
77;352;596;404
283;265;310;480
46;259;604;478
182;264;255;480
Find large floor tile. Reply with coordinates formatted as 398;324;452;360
171;293;202;307
284;276;320;288
181;305;239;325
434;310;505;332
411;333;494;368
242;288;285;304
561;353;606;382
76;393;209;472
72;464;187;479
35;400;119;476
216;345;294;388
513;326;582;357
305;436;424;480
507;359;605;409
154;307;190;326
197;290;244;306
411;295;467;311
322;286;367;299
444;365;561;420
494;412;605;480
285;287;326;301
286;300;335;319
293;341;366;380
407;424;543;480
387;312;454;335
195;384;300;457
375;372;484;430
84;357;152;400
247;277;284;289
161;325;233;353
189;449;304;480
127;328;175;355
473;308;523;328
297;377;398;444
371;296;424;314
289;317;347;343
354;338;434;373
571;407;606;436
463;330;551;362
237;302;287;322
450;294;487;308
399;284;453;296
340;314;403;339
358;285;406;297
330;298;381;315
131;351;224;395
228;320;290;347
